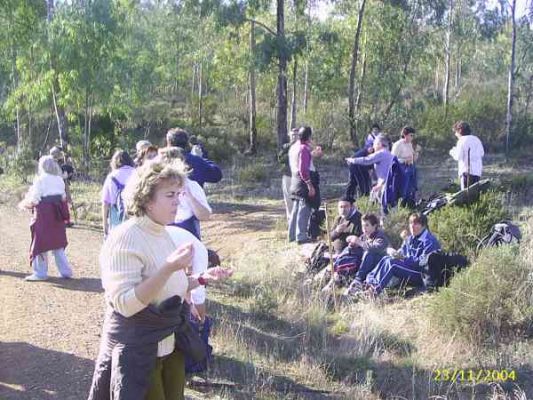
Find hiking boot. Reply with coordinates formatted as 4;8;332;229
24;274;48;282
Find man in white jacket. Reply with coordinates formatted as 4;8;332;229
449;121;485;190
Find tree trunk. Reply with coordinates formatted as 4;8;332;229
348;0;367;144
290;58;298;129
83;88;90;172
248;20;258;155
355;48;367;134
505;0;517;157
443;0;453;115
9;25;21;154
454;57;461;89
198;62;203;127
47;0;69;151
434;64;439;95
276;0;288;149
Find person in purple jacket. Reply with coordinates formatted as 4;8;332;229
101;150;136;238
346;135;394;199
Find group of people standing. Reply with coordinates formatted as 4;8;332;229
19;127;232;399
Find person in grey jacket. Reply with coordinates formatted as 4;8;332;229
343;213;389;294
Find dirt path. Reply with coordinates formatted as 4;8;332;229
0;200;284;400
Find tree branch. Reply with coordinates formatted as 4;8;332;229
245;18;276;36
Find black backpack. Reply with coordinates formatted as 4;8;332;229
422;251;468;291
305;242;330;274
477;221;521;251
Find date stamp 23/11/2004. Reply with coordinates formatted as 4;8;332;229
433;369;517;383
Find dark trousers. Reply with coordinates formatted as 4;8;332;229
354;252;385;283
460;173;480;190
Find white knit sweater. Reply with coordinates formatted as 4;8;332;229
100;216;188;357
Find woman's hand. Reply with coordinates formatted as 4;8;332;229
165;243;194;272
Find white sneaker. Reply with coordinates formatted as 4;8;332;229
24;274;48;282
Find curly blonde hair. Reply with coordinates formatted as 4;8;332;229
123;159;187;217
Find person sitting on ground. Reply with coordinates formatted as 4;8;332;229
101;150;136;238
342;213;389;295
166;128;222;187
50;146;75;227
321;212;388;292
330;196;362;255
135;140;152;166
18;155;73;281
449;121;485;190
136;145;158;168
88;159;232;400
346;135;394;200
356;213;440;298
391;126;419;207
159;147;212;240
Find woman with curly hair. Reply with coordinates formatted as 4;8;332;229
89;159;231;400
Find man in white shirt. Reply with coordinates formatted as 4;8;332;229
449;121;485;190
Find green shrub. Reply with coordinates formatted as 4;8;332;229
237;163;269;186
249;286;278;317
428;191;509;257
415;86;507;152
427;245;532;345
9;149;37;183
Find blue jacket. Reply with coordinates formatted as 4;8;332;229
185;152;222;187
381;156;403;214
400;229;441;269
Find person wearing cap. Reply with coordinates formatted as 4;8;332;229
449;121;484;190
392;126;419;207
166;128;222;187
346;135;394;199
278;128;299;221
